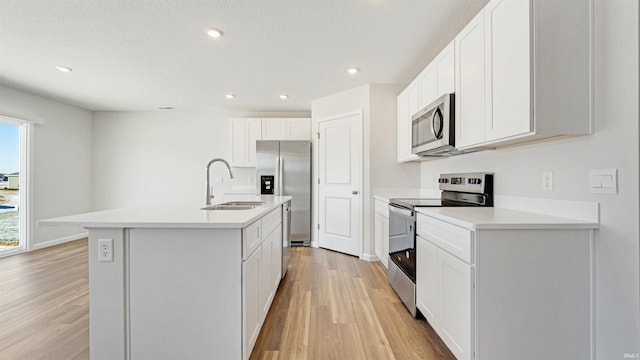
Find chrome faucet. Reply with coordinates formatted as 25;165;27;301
205;158;234;205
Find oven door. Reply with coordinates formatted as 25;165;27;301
388;204;416;282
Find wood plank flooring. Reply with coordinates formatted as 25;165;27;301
250;247;456;360
0;239;89;360
0;240;454;360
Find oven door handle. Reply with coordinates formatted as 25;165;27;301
389;205;414;218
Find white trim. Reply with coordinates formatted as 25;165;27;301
0;246;26;258
359;253;378;262
31;232;88;250
19;123;33;250
0;114;44;125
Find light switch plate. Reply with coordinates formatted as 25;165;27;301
590;169;617;194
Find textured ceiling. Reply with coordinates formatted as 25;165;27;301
0;0;487;112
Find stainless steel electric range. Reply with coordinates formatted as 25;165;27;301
388;172;494;316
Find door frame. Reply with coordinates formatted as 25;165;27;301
0;115;35;256
313;109;363;257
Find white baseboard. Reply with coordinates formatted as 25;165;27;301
31;232;88;250
360;253;378;262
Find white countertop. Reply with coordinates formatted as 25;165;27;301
416;207;599;230
39;195;292;229
373;188;441;203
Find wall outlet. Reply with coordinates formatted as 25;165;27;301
542;171;554;191
98;238;113;262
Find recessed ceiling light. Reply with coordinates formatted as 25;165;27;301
279;94;289;100
206;28;224;38
55;65;72;73
225;94;235;99
347;67;359;75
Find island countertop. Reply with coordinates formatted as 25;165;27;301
39;195;292;229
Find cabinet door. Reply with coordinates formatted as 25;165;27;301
382;216;389;269
231;118;261;167
396;90;418;162
374;212;384;263
485;0;531;141
262;118;287;140
271;224;282;290
419;65;437;108
416;236;441;327
455;10;487;149
436;41;455;96
242;249;261;358
439;249;472;360
287;118;311;140
260;235;273;317
231;118;248;167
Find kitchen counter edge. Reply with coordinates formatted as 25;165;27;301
416;207;600;230
39;196;292;229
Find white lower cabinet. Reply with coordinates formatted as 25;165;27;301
416;234;471;360
416;212;595;360
438;248;471;360
242;246;261;358
242;207;283;360
374;199;389;268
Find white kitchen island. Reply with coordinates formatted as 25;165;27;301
41;195;291;360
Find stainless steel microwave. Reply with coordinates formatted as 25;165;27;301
411;93;456;157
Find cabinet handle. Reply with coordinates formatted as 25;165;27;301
352;190;359;195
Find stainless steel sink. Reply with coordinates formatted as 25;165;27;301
220;201;268;206
201;201;268;210
201;204;256;210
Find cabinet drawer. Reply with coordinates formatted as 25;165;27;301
243;220;262;260
374;199;389;217
261;207;282;239
417;214;473;263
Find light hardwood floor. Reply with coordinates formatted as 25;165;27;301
0;239;89;360
250;247;455;360
0;240;454;360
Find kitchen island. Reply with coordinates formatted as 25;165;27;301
41;195;292;360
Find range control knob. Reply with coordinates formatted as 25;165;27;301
438;178;449;184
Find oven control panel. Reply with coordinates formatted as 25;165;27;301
438;172;493;194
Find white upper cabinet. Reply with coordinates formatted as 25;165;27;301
231;117;311;167
419;41;455;109
396;40;455;163
396;83;420;162
419;66;437;108
285;118;312;140
456;0;592;150
261;118;288;140
231;118;262;168
262;118;311;141
436;43;455;96
455;11;487;148
485;0;531;141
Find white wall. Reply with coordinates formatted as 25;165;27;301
418;1;640;356
91;111;310;210
312;84;421;258
0;84;93;248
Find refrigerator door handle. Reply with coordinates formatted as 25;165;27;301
278;156;284;196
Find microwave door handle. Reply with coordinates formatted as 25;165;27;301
431;108;443;139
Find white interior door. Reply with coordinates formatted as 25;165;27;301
318;112;362;257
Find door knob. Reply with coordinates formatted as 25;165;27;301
352;190;359;195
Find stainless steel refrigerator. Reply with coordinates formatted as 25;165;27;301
256;140;311;248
